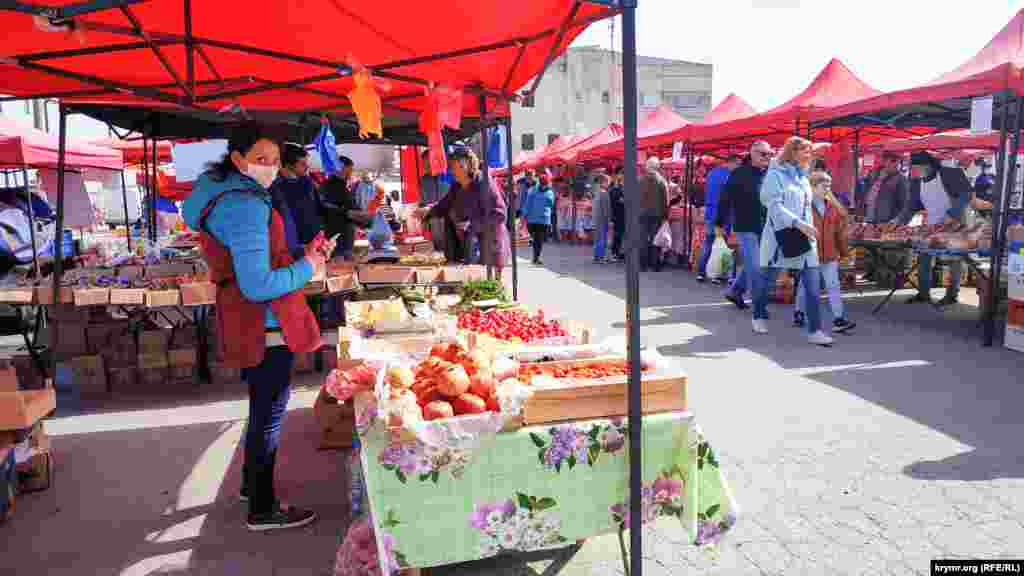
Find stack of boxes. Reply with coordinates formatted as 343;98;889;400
1005;225;1024;352
0;363;56;523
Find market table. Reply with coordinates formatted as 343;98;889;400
847;239;917;314
352;410;738;572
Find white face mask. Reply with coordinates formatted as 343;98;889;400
245;163;278;189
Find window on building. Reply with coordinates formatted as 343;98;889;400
521;93;535;108
639;92;648;107
23;101;31;115
575;91;584;103
665;92;711;111
521;133;535;151
602;91;610;103
548;134;560;145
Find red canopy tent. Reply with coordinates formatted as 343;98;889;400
530;134;585;167
862;131;1002;155
90;137;173;165
811;9;1024;130
556;123;622;165
700;93;757;125
0;115;123;170
0;2;615;124
579;105;688;161
686;58;884;148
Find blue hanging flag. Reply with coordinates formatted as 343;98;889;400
487;126;507;168
315;122;339;176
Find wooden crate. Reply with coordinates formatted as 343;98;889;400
0;288;35;304
358;266;417;284
35;285;74;305
326;273;359;293
180;282;216;306
109;288;146;305
520;359;687;426
145;289;180;308
313;388;355;450
73;288;110;307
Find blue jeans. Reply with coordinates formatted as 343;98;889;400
728;232;761;299
594;220;608;259
797;265;823;334
752;266;779;320
796;261;846;321
698;226;717;276
242;346;294;515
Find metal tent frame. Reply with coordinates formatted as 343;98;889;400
1;0;647;573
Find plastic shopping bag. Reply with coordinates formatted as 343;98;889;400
653;221;672;249
707;236;733;279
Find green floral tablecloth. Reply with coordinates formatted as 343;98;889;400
357;411;738;570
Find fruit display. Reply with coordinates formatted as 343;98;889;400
398;252;446;266
457;309;567;343
407;342;501;420
516;360;650;384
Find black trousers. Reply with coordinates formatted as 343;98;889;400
528;223;548;262
611;219;625;257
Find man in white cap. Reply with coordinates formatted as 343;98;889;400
637;156;669;271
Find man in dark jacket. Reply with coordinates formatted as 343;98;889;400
638;157;668;271
270;143;323;260
321;156;371;260
859;152;908;223
609;169;626;260
717;141;772;310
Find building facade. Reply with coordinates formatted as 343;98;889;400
1;99;111;140
510;46;712;157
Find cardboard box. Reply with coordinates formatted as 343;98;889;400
109;288;146;305
0;288;35;304
358;266;417;284
138;352;169;370
71;355;108;397
106;367;137;394
73;287;110;307
0;367;17;393
145;289;180;308
1008;300;1024;328
180;282;216;306
0;447;14;523
168;349;197;367
139;331;170;355
16;451;51;493
146;262;195;278
35;285;74;305
0;389;56;430
313;388;354;450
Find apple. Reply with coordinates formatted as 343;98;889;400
430;343;448;358
485;394;500;412
386;365;415;390
469;371;496;399
452;393;487;415
423;401;454;421
416;386;443;407
437;364;470;397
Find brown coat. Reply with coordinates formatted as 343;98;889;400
638;171;668;220
813;198;849;264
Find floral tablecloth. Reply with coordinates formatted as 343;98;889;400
357;411;738;571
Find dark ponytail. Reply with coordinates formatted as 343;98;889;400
206;123;278;182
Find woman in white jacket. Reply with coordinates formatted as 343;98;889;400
758;136;834;346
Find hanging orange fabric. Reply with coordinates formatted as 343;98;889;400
419;84;464;175
348;69;383;139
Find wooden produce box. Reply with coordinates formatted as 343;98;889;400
520;360;687;426
145;289;181;308
0;389;56;430
414;267;442;284
73;288;110;307
304;280;326;296
0;287;36;304
109;288;146;305
179;282;216;306
35;285;74;305
313;388;355;450
358;266;417;284
326;273;359;294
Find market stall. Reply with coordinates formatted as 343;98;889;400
810;8;1024;346
0;2;689;573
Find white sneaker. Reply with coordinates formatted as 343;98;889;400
751;319;768;334
808;331;834;347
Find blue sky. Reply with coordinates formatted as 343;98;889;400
572;1;1022;112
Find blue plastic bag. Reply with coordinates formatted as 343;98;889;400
314;123;339;176
368;210;392;249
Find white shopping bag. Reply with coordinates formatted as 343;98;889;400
707;236;733;279
653;221;672;249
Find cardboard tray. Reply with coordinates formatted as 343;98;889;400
0;389;56;431
35;286;74;305
358;266;418;285
327;273;359;293
313;388;355;450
